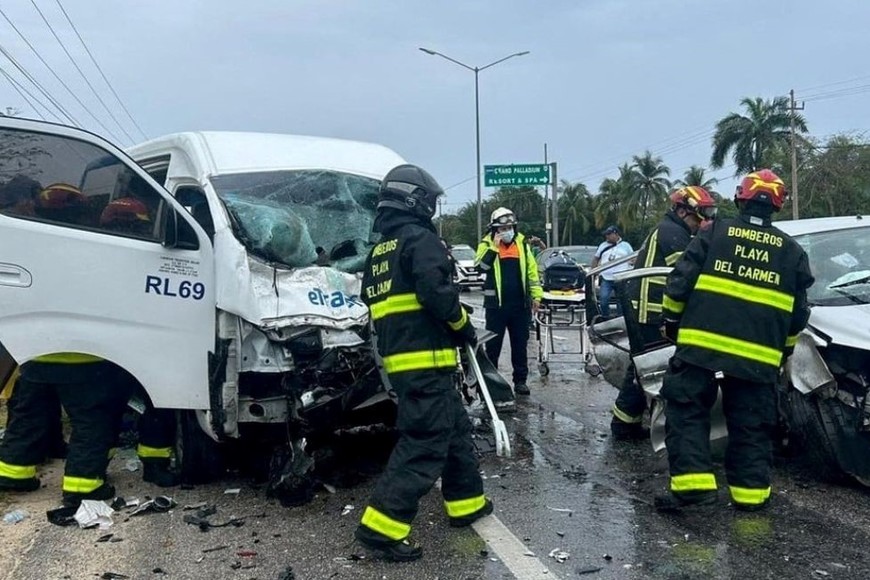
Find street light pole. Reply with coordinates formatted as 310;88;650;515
418;48;530;240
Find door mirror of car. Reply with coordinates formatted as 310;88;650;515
163;209;200;250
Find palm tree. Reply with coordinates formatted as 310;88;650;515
557;180;592;245
632;151;671;235
675;165;719;194
711;96;807;174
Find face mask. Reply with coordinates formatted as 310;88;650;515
499;230;515;244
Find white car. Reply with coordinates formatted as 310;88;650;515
450;243;484;289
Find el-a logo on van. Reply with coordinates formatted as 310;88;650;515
308;288;363;309
146;275;205;300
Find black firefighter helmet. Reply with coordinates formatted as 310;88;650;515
377;164;444;221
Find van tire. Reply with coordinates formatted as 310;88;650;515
177;410;226;485
783;387;846;481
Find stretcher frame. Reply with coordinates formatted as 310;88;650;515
534;289;600;377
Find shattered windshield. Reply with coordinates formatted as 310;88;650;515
452;247;476;262
795;227;870;306
210;170;380;272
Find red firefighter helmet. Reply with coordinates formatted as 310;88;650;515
669;186;717;220
37;183;86;209
99;197;151;226
736;169;787;211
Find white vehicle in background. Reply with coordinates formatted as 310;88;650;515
451;243;484;289
0;118;404;502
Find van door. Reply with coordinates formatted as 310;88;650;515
0;118;215;409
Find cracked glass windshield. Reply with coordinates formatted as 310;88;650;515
211;170;380;273
795;227;870;306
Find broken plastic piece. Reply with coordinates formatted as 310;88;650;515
96;533;114;543
576;566;603;575
545;506;573;515
100;573;128;579
2;509;28;524
224;488;241;495
548;548;570;563
202;545;229;554
74;500;114;530
46;506;78;527
237;550;257;557
341;504;354;516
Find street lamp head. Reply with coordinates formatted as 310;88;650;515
418;47;437;55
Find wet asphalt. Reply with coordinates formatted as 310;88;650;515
3;290;870;579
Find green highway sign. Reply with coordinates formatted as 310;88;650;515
484;164;551;187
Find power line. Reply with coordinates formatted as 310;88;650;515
53;0;147;140
29;0;133;144
802;83;870;103
0;64;48;120
0;41;78;124
796;73;870;95
0;6;125;141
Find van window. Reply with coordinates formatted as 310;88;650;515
0;128;164;242
210;169;380;272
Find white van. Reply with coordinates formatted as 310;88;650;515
0;118;404;489
450;243;484;290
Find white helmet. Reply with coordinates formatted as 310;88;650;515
490;207;517;227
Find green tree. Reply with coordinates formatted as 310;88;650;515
557;180;594;245
675;165;719;194
711;96;807;174
631;151;672;236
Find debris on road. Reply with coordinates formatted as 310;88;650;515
548;548;570;563
223;488;241;495
100;573;129;579
46;505;78;527
2;509;28;524
545;506;573;515
201;545;229;554
278;566;296;580
576;566;603;575
74;500;114;530
341;504;354;516
96;533;114;543
130;496;176;516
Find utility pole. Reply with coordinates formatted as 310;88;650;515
543;143;550;247
551;162;558;246
788;89;805;220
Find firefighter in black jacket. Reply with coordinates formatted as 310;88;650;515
354;165;492;562
655;169;814;512
611;186;717;440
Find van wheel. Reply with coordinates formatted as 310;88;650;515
783;388;844;481
177;410;226;485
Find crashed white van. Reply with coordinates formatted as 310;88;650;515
0;118;404;495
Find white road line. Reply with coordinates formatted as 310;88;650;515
472;514;560;580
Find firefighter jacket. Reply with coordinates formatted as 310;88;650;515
475;232;543;309
362;209;472;376
662;213;814;384
627;210;693;325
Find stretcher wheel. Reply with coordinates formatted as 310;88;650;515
585;363;601;377
538;362;550;377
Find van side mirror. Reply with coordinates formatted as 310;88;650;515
163;209;200;250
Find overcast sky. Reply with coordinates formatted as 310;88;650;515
1;0;869;214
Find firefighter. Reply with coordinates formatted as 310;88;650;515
99;196;152;236
355;164;491;562
610;186;717;440
0;355;127;506
475;207;543;396
655;169;814;512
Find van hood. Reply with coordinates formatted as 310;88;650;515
809;303;870;350
214;230;367;330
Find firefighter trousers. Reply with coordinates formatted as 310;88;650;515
485;306;530;385
0;361;127;493
356;371;484;545
137;407;176;463
661;358;777;508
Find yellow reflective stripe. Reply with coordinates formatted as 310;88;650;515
638;231;658;323
679;328;782;367
62;475;103;493
649;276;666;285
448;307;469;331
729;485;770;505
445;494;486;518
785;334;798;347
670;472;717;492
34;353;103;364
664;251;683;266
612;405;642;424
663;295;685;313
137;444;172;459
694;274;794;312
369;293;423;321
0;460;37;480
360;506;411;541
382;348;457;374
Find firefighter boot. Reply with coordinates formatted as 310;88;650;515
354;531;423;563
654;490;718;513
0;475;40;492
449;498;494;527
143;460;180;488
610;417;650;441
62;483;116;508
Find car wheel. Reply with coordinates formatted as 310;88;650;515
783;387;847;481
176;410;226;485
